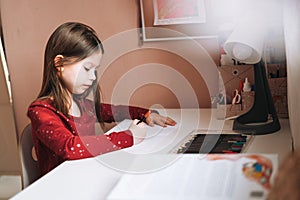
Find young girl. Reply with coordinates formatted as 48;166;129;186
27;22;176;176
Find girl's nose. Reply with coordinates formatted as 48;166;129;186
89;70;96;80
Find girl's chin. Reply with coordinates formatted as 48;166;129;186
71;86;91;95
72;89;87;95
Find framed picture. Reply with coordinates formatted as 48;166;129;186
140;0;217;42
153;0;206;25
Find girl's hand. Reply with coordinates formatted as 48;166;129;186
129;119;147;144
145;113;177;127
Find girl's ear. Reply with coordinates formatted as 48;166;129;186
54;54;64;67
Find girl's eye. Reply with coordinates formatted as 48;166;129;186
84;66;95;72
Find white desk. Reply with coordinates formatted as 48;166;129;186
11;109;292;200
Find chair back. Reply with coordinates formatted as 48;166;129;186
19;124;39;188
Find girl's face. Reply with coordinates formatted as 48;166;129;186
59;52;102;95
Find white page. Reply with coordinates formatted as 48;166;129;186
106;154;278;200
105;119;180;154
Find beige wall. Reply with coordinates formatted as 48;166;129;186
0;37;20;174
0;0;219;142
284;0;300;150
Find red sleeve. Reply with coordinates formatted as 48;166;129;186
100;103;149;122
28;103;134;161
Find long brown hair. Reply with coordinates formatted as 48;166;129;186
38;22;104;122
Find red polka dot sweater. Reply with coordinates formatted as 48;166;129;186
27;98;149;176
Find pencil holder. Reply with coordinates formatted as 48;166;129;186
216;92;254;119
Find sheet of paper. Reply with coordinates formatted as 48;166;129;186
106;154;278;200
105;119;180;154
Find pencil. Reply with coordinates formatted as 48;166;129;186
136;110;151;125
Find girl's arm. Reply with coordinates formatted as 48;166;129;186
100;103;149;122
100;103;176;127
28;103;133;160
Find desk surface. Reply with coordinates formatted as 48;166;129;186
11;109;292;200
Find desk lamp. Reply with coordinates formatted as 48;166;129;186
223;19;281;135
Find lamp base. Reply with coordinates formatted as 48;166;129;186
232;61;281;135
233;115;281;135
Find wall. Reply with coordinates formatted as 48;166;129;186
283;0;300;150
0;0;219;145
0;37;20;174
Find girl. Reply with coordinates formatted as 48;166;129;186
27;22;176;176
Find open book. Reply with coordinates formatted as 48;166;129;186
106;154;278;200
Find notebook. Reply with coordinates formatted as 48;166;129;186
106;154;278;200
105;119;180;154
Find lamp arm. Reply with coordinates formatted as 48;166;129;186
233;60;281;135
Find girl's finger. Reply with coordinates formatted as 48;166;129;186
165;117;177;126
155;117;167;127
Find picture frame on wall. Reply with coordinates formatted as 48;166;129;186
153;0;206;25
140;0;217;42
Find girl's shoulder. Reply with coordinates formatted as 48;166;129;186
27;97;71;122
29;97;55;110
